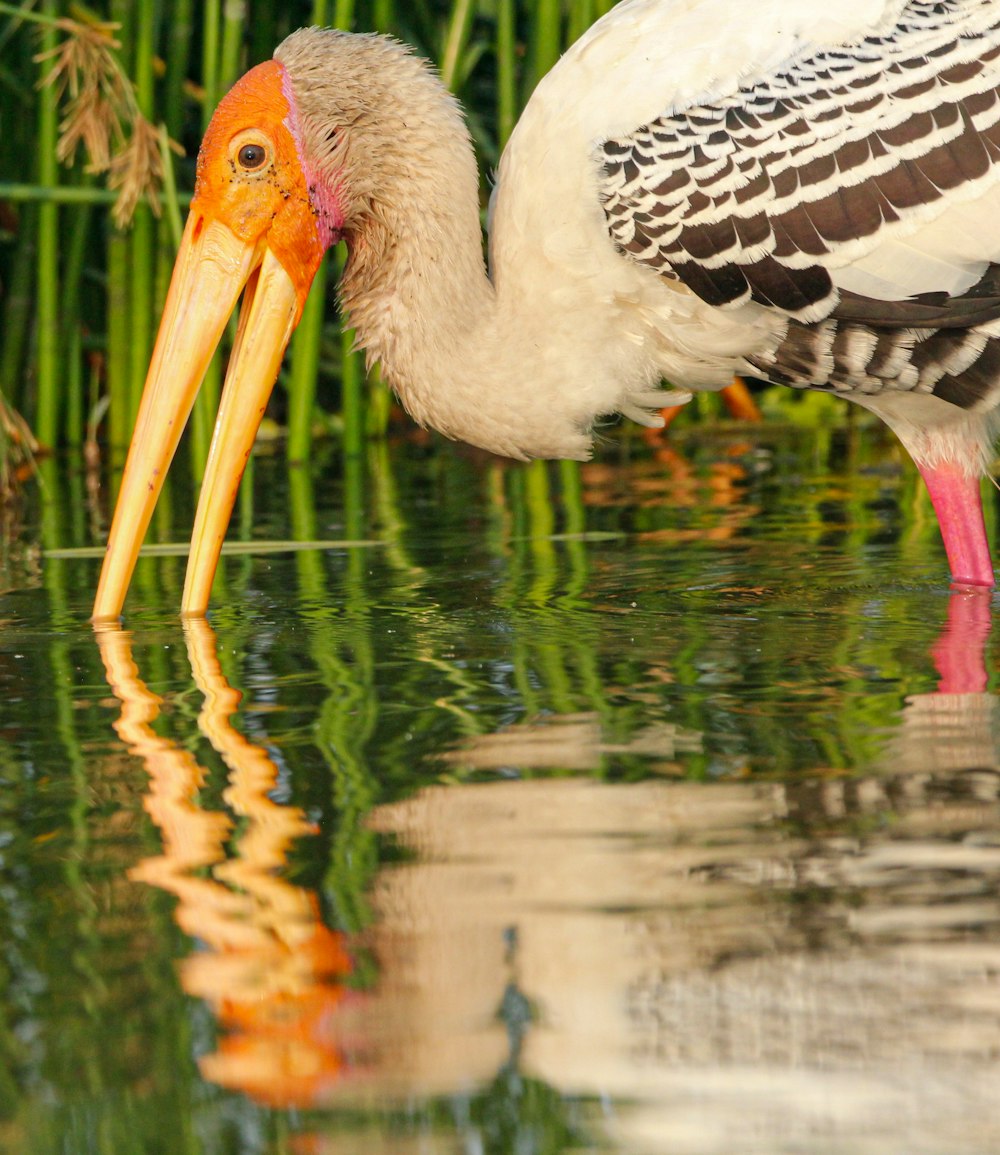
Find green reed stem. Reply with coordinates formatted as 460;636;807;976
65;327;83;448
190;358;222;486
127;0;157;433
342;325;365;456
0;0;63;26
0;205;36;405
201;0;221;115
568;0;609;42
496;0;517;149
220;0;246;89
160;11;188;329
371;0;395;34
0;183;126;205
527;0;562;94
0;182;190;210
158;127;184;251
34;0;60;447
311;0;333;26
106;231;130;452
365;366;390;438
59;196;92;446
333;0;355;28
248;6;278;66
287;261;328;463
58;197;91;336
164;0;195;137
288;463;326;596
439;0;475;91
154;130;183;348
129;208;155;431
559;459;585;535
568;0;594;43
132;2;154;116
105;0;131;453
325;243;365;454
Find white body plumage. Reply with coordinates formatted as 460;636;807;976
484;0;1000;466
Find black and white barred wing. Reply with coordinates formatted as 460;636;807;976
599;0;1000;331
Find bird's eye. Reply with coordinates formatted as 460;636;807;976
237;142;268;170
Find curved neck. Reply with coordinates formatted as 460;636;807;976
339;146;500;444
282;30;601;460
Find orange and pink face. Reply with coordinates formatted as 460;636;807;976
191;58;344;319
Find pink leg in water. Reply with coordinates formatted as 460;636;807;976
916;460;995;587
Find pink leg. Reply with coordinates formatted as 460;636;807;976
916;461;995;587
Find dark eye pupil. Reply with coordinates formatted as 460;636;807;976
238;143;266;169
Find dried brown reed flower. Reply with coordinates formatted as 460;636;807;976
35;18;126;169
0;390;40;499
35;16;180;228
107;113;163;228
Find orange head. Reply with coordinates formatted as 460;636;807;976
192;59;344;317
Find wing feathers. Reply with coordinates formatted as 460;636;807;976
600;0;1000;325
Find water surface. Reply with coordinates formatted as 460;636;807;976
2;415;999;1153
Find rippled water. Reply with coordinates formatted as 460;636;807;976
2;414;1000;1154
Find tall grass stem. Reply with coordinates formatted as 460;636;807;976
439;0;476;91
287;262;329;463
34;1;60;447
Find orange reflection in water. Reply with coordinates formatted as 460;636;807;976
95;619;354;1108
581;451;758;545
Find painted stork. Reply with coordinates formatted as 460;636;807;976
93;0;1000;619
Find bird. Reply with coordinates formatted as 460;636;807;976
93;0;1000;620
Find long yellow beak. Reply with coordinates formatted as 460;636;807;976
92;213;300;621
